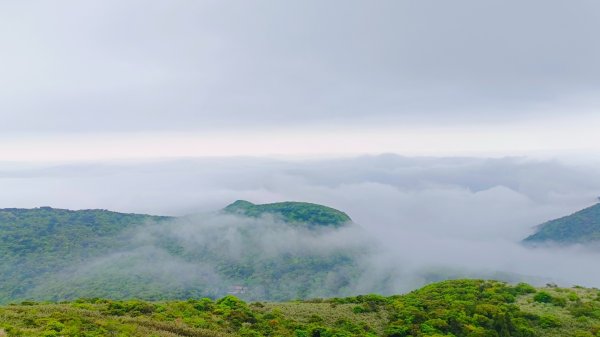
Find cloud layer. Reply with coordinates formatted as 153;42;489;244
3;155;600;294
1;1;599;133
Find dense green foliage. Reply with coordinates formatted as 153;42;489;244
0;203;365;303
385;280;536;337
524;203;600;244
1;280;599;336
0;207;170;303
223;200;352;228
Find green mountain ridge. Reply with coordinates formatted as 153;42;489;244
2;200;592;312
223;200;352;228
0;202;363;304
0;207;171;302
524;203;600;245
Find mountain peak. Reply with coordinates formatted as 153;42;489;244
223;200;352;228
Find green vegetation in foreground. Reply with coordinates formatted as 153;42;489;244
2;279;600;337
223;200;352;228
524;203;600;245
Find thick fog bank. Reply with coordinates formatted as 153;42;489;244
3;155;600;294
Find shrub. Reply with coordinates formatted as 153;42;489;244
570;302;600;319
295;329;309;337
552;296;567;307
193;298;215;311
384;324;411;337
533;291;566;306
513;283;536;295
533;291;553;303
216;295;246;310
568;292;581;301
352;306;367;314
44;321;64;332
515;325;535;337
539;314;561;328
105;300;156;316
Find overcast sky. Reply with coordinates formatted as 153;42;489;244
1;0;599;160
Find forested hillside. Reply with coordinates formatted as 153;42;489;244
0;202;369;303
524;203;600;245
2;280;599;337
223;200;352;228
0;207;170;303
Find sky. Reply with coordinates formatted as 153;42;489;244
1;0;599;160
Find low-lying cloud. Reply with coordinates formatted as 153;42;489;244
4;154;600;298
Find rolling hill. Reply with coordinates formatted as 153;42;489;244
0;207;170;303
223;200;352;228
0;201;368;303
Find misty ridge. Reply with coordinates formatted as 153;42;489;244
3;154;600;302
31;206;600;302
31;212;378;300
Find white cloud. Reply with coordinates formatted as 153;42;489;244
3;155;600;292
1;0;600;134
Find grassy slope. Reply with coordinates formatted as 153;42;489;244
517;286;600;337
1;280;599;337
